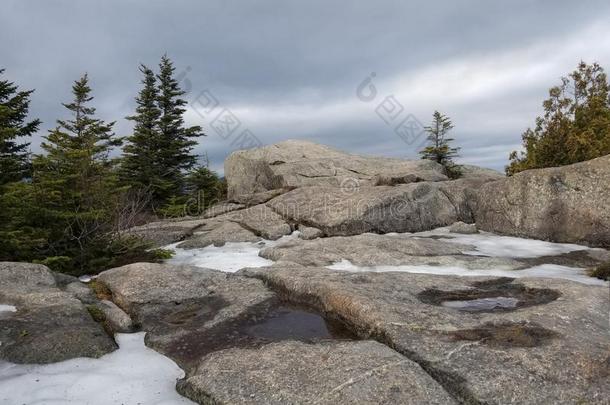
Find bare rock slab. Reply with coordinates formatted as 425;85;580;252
474;154;610;247
178;340;457;405
243;266;610;404
97;263;277;370
225;140;448;199
267;178;491;236
177;221;260;249
0;262;117;364
260;232;523;270
127;218;207;247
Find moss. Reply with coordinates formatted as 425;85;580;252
151;248;174;260
448;322;558;348
87;305;106;323
89;280;113;301
589;261;610;281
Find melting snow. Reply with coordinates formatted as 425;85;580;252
0;332;194;405
164;227;606;285
165;232;298;273
327;260;607;286
412;227;590;258
0;305;16;314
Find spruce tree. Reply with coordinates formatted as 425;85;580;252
0;69;42;260
122;64;163;195
32;74;122;272
419;111;461;178
0;69;41;185
155;55;203;202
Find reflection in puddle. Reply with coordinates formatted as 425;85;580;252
442;297;519;311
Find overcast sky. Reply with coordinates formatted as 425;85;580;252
2;0;610;173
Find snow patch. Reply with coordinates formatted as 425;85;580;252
0;304;17;314
0;332;193;405
413;228;590;258
327;260;607;286
165;232;298;273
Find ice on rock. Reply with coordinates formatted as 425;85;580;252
413;227;590;258
165;232;298;273
0;332;194;405
0;305;17;314
327;260;607;286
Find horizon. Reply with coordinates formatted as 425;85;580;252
2;0;610;173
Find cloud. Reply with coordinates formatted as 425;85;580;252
1;0;609;173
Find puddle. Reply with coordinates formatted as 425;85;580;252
442;297;519;311
448;322;559;348
418;278;560;312
246;306;353;341
166;304;356;370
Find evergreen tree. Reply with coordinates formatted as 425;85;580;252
419;111;461;178
155;55;203;203
507;62;610;175
0;69;41;185
122;64;162;195
31;74;123;272
0;70;42;261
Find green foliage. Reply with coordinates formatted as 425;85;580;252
185;164;224;207
507;61;610;175
419;111;461;178
589;262;610;281
122;65;164;196
0;69;41;185
28;74;124;274
86;305;106;322
122;56;205;209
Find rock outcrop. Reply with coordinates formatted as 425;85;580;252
225;140;448;199
474;154;610;247
0;262;117;363
242;266;610;404
266;178;490;236
178;340;457;405
259;232;526;269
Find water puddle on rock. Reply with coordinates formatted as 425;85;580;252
166;304;356;370
442;297;519;312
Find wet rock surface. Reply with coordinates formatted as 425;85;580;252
242;266;610;404
0;262;117;364
178;340;457;405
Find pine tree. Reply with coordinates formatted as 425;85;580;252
155;55;203;203
0;69;41;185
122;64;163;196
507;62;610;175
419;111;461;178
31;74;123;272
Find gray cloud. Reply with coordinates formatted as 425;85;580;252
2;0;609;173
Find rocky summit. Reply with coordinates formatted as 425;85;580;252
1;140;609;405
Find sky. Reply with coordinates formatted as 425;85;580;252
2;0;610;173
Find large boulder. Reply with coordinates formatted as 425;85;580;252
267;178;490;236
178;340;457;404
243;266;610;404
225;140;448;199
0;262;117;364
474;155;610;247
